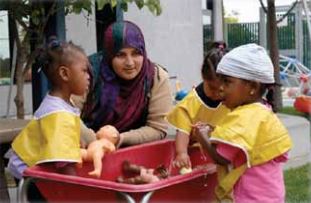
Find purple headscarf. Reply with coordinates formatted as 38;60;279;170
82;21;155;132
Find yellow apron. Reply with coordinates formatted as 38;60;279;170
210;103;292;200
166;89;230;135
12;111;81;167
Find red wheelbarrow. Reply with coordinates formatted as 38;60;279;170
18;139;217;202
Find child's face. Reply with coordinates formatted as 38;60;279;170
112;47;144;80
67;52;90;96
203;78;223;101
219;75;254;109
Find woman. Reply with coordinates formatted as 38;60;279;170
81;21;173;147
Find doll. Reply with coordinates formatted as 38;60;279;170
81;125;119;177
117;160;169;184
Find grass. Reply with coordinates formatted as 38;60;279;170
279;106;309;119
285;164;311;202
281;106;311;202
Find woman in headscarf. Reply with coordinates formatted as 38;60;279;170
80;21;172;148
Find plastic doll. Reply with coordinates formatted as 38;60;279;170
117;160;168;184
81;125;120;177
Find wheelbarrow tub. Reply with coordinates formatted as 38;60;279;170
24;139;217;202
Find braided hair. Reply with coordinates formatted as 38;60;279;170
38;37;87;87
201;41;228;81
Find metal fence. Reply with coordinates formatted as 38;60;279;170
203;13;311;69
226;22;259;48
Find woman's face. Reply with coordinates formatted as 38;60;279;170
111;47;144;80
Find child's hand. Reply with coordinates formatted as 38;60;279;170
192;122;213;145
173;152;191;169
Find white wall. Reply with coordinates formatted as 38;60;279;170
124;0;203;91
65;8;97;56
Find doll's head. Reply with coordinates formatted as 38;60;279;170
96;125;119;144
201;42;228;101
216;43;275;110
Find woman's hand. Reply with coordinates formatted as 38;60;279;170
173;152;191;169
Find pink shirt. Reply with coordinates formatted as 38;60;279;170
217;143;288;203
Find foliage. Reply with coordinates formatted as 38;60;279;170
224;10;239;24
285;164;311;202
225;16;238;24
64;0;162;16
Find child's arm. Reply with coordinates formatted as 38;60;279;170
80;121;96;148
174;130;191;168
192;124;229;165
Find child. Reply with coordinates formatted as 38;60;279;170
8;38;91;179
166;42;230;172
81;125;119;178
193;43;293;202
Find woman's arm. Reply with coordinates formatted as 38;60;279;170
118;66;173;147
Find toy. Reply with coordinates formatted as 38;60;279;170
116;160;169;184
80;125;119;178
179;167;192;174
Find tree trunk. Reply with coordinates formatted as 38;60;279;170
267;0;282;112
14;48;26;119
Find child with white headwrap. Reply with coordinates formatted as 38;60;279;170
193;44;292;203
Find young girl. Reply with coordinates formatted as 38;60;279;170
166;42;230;171
193;43;292;203
8;38;91;179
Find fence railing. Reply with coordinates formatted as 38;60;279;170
203;13;311;69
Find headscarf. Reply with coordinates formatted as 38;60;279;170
82;21;155;132
217;43;275;84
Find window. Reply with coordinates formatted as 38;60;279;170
0;11;10;85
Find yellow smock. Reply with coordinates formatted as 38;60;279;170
210;103;292;200
12;111;81;167
166;88;230;135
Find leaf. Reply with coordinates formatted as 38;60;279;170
120;2;128;12
31;9;41;26
110;0;117;8
135;0;144;9
146;0;162;16
97;0;109;10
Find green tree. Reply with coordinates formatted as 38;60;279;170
2;0;161;119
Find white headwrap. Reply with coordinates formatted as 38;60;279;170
216;43;275;84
